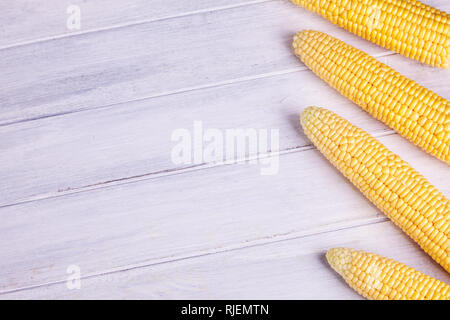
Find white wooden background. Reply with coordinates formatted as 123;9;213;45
0;0;449;299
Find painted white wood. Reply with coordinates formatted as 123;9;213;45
2;0;448;126
3;0;447;50
1;53;448;207
0;0;266;49
0;133;448;293
2;221;449;299
1;0;449;299
0;0;415;126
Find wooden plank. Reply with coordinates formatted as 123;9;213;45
1;53;448;207
2;0;447;50
1;0;448;300
2;0;448;126
0;133;448;292
0;0;266;49
0;0;412;126
2;221;449;299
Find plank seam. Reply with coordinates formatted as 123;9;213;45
0;51;399;128
0;129;396;210
0;66;307;127
0;216;389;296
0;0;277;52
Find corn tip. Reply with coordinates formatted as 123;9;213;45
300;106;320;128
292;30;306;47
326;247;354;277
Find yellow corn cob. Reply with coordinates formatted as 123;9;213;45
327;248;450;299
293;30;449;164
301;107;450;272
290;0;450;68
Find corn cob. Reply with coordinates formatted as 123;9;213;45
301;107;450;272
290;0;450;68
327;248;450;299
293;30;449;164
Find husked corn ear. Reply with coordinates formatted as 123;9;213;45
301;107;450;272
293;30;449;164
327;248;450;300
290;0;450;68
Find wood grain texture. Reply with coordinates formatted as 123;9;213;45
0;133;448;293
1;53;448;208
1;0;449;299
1;0;409;126
0;0;269;48
2;221;449;299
